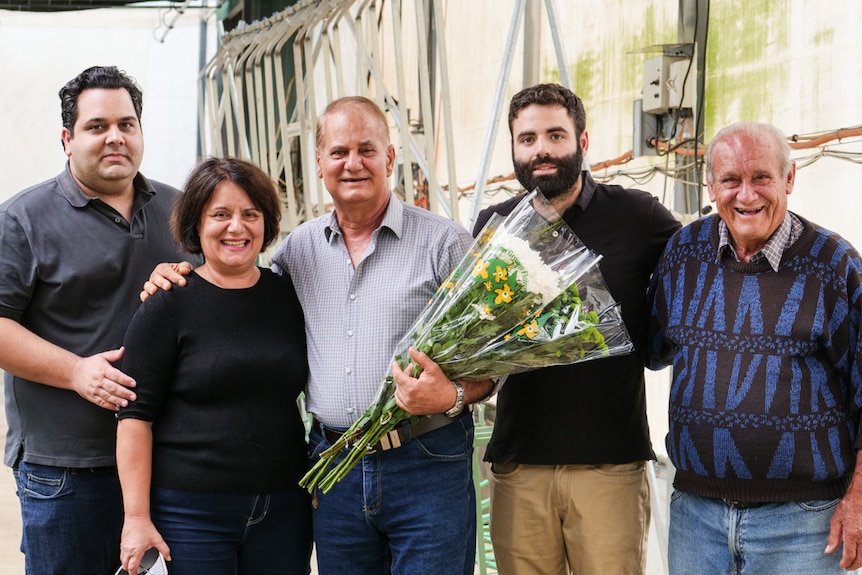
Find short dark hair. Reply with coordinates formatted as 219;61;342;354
59;66;143;137
172;157;282;255
508;83;586;137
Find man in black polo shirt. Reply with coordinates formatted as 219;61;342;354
473;83;680;575
0;66;198;575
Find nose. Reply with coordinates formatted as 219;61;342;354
344;150;362;171
227;213;243;232
738;179;757;200
105;125;124;146
534;136;548;156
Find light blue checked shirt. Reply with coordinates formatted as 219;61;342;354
272;192;473;428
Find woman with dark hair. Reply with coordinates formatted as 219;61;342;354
115;157;312;575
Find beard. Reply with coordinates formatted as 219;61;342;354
512;147;584;200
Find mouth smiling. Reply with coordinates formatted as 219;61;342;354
531;159;558;174
736;206;764;215
222;239;249;247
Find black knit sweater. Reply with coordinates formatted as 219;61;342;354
118;268;309;493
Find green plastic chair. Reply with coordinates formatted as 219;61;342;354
473;405;497;574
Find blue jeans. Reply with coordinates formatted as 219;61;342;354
308;416;476;575
150;486;312;575
13;459;123;575
669;490;859;575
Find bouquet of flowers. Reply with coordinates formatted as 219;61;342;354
300;190;633;493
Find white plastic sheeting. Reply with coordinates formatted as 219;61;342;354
0;6;215;201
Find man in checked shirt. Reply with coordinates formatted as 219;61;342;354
144;96;495;575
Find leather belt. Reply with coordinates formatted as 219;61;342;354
312;411;466;453
723;499;766;509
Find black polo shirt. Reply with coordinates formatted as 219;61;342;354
0;163;200;468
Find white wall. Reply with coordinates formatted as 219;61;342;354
0;6;214;201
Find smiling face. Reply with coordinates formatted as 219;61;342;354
511;104;588;203
707;130;795;259
61;88;143;198
197;180;264;276
315;103;395;212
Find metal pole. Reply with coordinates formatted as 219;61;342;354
544;0;571;90
431;0;460;223
415;0;440;213
389;0;416;203
467;0;526;228
523;0;540;88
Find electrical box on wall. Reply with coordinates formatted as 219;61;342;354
642;54;694;114
642;55;672;114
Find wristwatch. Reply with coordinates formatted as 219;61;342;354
445;380;465;418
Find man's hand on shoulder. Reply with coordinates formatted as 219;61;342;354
140;261;194;302
71;347;137;411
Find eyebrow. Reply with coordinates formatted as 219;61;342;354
516;125;569;138
81;115;139;125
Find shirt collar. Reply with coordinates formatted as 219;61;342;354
58;161;154;208
716;212;800;272
553;171;595;218
324;190;402;243
573;170;595;211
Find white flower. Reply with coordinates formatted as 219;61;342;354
472;303;497;321
496;233;563;306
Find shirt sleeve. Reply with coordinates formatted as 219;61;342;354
116;293;179;422
270;235;289;276
0;211;37;321
645;212;681;370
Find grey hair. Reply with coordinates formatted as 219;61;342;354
705;122;792;184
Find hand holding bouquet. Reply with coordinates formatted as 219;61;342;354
300;190;633;493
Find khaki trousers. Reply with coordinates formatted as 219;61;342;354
489;461;650;575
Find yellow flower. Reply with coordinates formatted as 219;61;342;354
484;281;493;291
473;260;490;279
493;266;509;282
517;320;539;339
494;284;513;305
480;228;495;244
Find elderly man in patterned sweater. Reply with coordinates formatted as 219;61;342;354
649;121;862;574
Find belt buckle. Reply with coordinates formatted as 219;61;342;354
345;426;404;455
723;499;763;509
377;429;403;451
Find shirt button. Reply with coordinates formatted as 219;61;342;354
349;294;356;300
347;407;355;414
345;367;352;374
348;330;354;337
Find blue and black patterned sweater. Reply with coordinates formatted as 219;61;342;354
649;213;862;501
